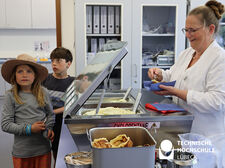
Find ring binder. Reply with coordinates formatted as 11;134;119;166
108;6;115;34
91;38;98;53
86;6;92;34
115;6;120;34
93;6;100;34
100;6;107;34
99;38;106;51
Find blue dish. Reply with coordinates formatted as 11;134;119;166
150;81;176;91
151;103;185;111
143;81;153;91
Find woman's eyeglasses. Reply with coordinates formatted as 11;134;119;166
182;27;203;34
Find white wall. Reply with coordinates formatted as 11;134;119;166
0;29;56;58
61;0;76;76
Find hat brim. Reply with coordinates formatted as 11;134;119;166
1;59;48;84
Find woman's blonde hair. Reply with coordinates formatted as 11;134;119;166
10;65;46;107
189;0;225;34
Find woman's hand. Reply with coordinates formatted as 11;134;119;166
154;85;188;101
31;121;46;133
47;129;54;142
148;68;163;81
154;85;176;95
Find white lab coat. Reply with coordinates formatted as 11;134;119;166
162;41;225;167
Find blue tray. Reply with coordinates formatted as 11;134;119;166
144;80;176;91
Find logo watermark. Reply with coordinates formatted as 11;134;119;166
159;140;174;160
176;140;215;153
158;139;215;161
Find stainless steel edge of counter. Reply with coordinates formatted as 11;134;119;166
64;89;194;152
64;89;194;124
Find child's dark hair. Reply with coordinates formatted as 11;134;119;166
50;47;73;62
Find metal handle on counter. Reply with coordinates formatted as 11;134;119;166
123;87;132;100
132;90;142;113
95;89;105;114
96;67;113;114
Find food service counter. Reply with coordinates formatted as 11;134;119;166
56;89;194;168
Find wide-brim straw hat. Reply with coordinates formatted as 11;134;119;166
1;54;48;84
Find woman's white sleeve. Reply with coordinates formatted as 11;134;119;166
187;56;225;113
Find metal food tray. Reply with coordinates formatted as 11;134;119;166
63;41;194;152
78;107;142;116
65;90;194;151
88;90;126;98
86;97;132;103
83;89;135;109
89;127;156;168
85;89;134;104
82;102;133;109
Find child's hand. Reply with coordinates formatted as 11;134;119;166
31;121;46;133
48;129;54;142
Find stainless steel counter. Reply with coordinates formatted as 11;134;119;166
65;90;193;124
56;89;194;168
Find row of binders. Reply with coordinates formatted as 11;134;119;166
87;37;119;53
86;5;121;34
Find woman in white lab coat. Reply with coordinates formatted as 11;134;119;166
148;0;225;166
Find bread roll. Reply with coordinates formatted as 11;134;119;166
92;138;112;148
110;134;133;148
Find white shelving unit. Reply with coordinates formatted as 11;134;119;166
74;0;187;89
219;17;225;48
142;33;175;37
132;0;187;88
86;34;121;37
74;0;132;89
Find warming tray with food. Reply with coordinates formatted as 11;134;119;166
63;41;194;152
89;127;156;168
85;87;133;104
84;96;134;108
79;89;142;116
80;107;139;116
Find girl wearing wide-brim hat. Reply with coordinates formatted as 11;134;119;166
1;54;55;168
